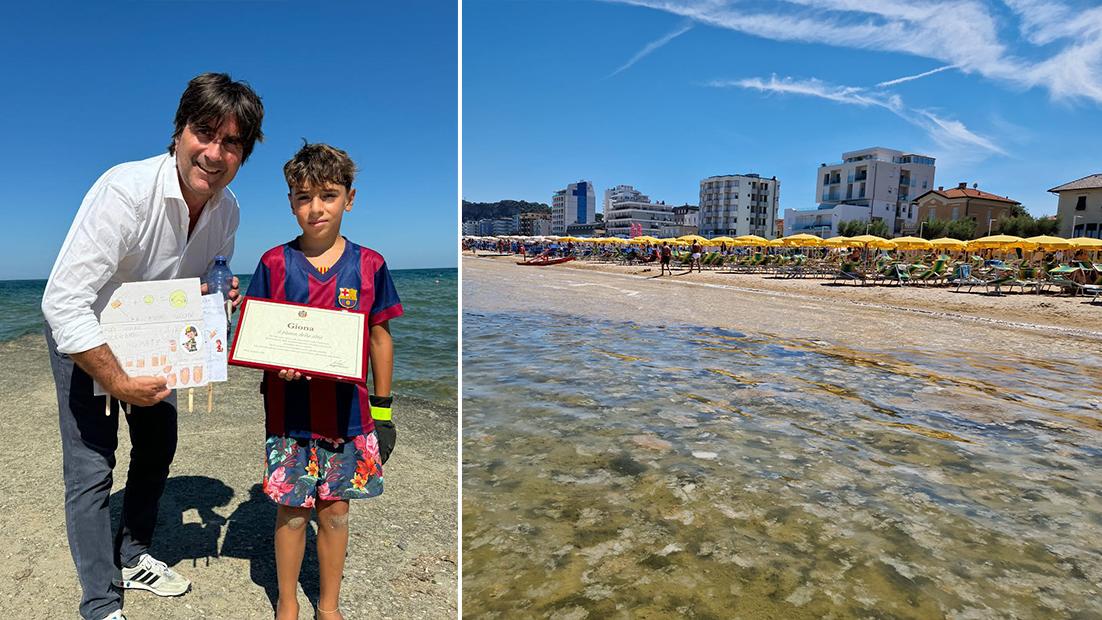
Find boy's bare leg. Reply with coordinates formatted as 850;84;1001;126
275;505;311;620
315;499;350;619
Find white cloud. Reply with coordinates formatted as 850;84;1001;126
610;20;694;77
876;65;958;88
712;74;1006;156
609;0;1102;104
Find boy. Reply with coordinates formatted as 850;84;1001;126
245;142;402;620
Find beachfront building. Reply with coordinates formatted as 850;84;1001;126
1049;174;1102;238
790;147;936;236
783;203;871;238
552;180;596;235
698;174;779;238
566;222;604;237
659;204;699;237
519;212;552;236
602;185;675;237
913;182;1021;235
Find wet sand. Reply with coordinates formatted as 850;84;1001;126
464;253;1102;350
0;333;457;619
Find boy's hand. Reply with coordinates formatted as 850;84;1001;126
227;276;242;310
369;395;395;464
277;369;311;381
199;277;241;311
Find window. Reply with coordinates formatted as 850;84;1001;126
1076;195;1087;210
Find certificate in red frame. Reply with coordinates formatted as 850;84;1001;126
228;297;367;384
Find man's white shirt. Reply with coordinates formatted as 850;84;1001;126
42;153;239;354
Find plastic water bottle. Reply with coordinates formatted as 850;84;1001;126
204;255;234;320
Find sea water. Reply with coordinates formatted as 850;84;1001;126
463;310;1102;618
0;268;457;407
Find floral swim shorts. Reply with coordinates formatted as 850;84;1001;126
263;433;383;508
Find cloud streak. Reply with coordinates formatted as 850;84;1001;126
714;75;1006;155
610;0;1102;105
610;20;694;77
876;64;957;88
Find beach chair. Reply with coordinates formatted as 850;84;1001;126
835;260;867;285
879;263;912;286
912;258;949;286
951;264;987;292
983;265;1016;295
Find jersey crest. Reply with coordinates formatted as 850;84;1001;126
338;287;359;309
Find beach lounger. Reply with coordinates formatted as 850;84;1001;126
951;264;987;292
835;260;867;285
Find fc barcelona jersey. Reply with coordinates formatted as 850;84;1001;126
244;238;403;439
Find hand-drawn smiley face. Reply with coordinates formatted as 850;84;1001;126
169;290;187;308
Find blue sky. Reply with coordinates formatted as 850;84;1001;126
1;2;456;280
463;0;1102;222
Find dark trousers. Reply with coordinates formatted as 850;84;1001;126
45;327;178;620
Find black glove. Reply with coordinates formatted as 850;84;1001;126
369;395;396;464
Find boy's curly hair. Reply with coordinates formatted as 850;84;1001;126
283;141;357;191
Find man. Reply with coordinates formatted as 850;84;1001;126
690;240;703;272
41;73;264;620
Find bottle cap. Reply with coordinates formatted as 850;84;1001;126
214;255;227;263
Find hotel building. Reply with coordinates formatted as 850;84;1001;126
698;174;779;238
551;181;596;235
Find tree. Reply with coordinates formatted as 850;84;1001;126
837;219;889;237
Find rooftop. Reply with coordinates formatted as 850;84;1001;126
921;183;1020;205
1048;174;1102;193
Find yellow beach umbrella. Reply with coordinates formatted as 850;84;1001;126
781;233;824;247
734;235;769;245
847;234;889;246
677;234;709;244
630;236;660;245
1023;235;1073;250
968;234;1025;250
890;236;933;250
1070;237;1102;249
821;236;851;248
928;237;967;250
766;238;785;247
708;236;737;246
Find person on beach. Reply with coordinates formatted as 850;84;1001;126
244;142;402;620
40;73;262;620
660;242;673;275
690;240;704;272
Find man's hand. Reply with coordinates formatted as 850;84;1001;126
115;376;171;407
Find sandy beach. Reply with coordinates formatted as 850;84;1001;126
0;333;457;620
466;252;1102;344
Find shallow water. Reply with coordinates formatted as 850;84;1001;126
462;310;1102;619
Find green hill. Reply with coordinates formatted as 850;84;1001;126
462;200;550;221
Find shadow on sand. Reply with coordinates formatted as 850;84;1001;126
108;477;325;612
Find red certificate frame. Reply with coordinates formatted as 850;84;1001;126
228;297;368;383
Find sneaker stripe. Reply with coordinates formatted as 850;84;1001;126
132;569;148;582
143;572;161;585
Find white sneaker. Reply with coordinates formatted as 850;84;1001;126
98;611;126;620
112;553;191;596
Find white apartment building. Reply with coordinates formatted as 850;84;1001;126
602;185;674;237
551;180;596;235
1049;173;1102;238
698;174;779;238
812;147;935;234
783;204;870;238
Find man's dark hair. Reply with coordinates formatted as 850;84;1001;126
284;141;357;191
168;72;264;162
